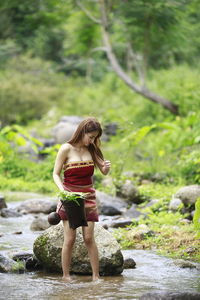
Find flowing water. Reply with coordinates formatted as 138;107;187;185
0;200;200;300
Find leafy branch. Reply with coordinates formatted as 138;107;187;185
58;190;88;206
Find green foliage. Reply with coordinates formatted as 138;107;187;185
113;228;135;249
58;190;88;205
122;124;156;146
116;109;200;183
113;217;200;261
0;126;28;178
39;144;60;157
0;124;43;156
0;39;21;65
0;0;69;62
0;55;65;125
138;183;180;203
0;142;55;184
68;0;200;70
149;65;200;115
24;158;54;182
0;175;55;194
193;197;200;237
1;124;43;148
144;211;184;228
1;0;200;78
0;155;27;178
0;124;55;184
177;150;200;184
1;63;200;192
114;0;187;68
29;27;66;62
64;11;100;56
0;149;55;183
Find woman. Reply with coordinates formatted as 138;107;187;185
53;117;111;282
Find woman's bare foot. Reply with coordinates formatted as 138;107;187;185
92;275;100;281
62;276;73;283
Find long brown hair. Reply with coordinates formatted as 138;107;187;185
68;117;104;167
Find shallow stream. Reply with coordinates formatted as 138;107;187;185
0;200;199;300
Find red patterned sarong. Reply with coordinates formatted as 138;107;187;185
56;160;99;222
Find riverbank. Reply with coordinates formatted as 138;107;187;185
112;183;200;263
114;221;200;263
1;189;199;263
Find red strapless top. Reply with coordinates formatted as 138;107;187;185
63;160;94;186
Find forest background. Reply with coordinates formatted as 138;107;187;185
0;0;200;261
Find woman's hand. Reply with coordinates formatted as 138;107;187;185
101;160;111;175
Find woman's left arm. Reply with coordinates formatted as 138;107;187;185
98;160;111;175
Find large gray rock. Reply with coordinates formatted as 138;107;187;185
173;259;199;269
30;215;50;231
101;176;114;188
104;122;118;136
60;116;83;124
107;218;133;229
123;258;136;269
169;198;182;211
11;251;42;271
99;215;132;229
16;198;57;214
141;199;159;209
123;203;144;219
96;190;127;212
0;254;16;272
100;205;122;216
174;185;200;205
117;180;140;203
33;223;124;275
0;194;7;210
12;251;33;262
0;254;25;273
0;208;22;218
52;116;83;144
52;122;77;144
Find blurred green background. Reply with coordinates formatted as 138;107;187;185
1;0;200;260
1;0;200;193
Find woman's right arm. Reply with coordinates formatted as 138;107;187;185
52;144;70;191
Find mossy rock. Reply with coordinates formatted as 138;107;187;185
33;223;124;275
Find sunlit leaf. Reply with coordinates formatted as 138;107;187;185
122;124;156;145
14;135;27;146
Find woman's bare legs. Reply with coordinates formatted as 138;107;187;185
62;220;76;281
82;222;100;281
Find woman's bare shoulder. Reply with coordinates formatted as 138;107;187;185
59;142;72;153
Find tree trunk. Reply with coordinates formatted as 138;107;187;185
101;27;179;115
78;0;179;115
98;0;179;115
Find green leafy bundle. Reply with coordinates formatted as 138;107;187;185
58;190;87;206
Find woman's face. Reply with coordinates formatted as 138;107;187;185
82;131;99;147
